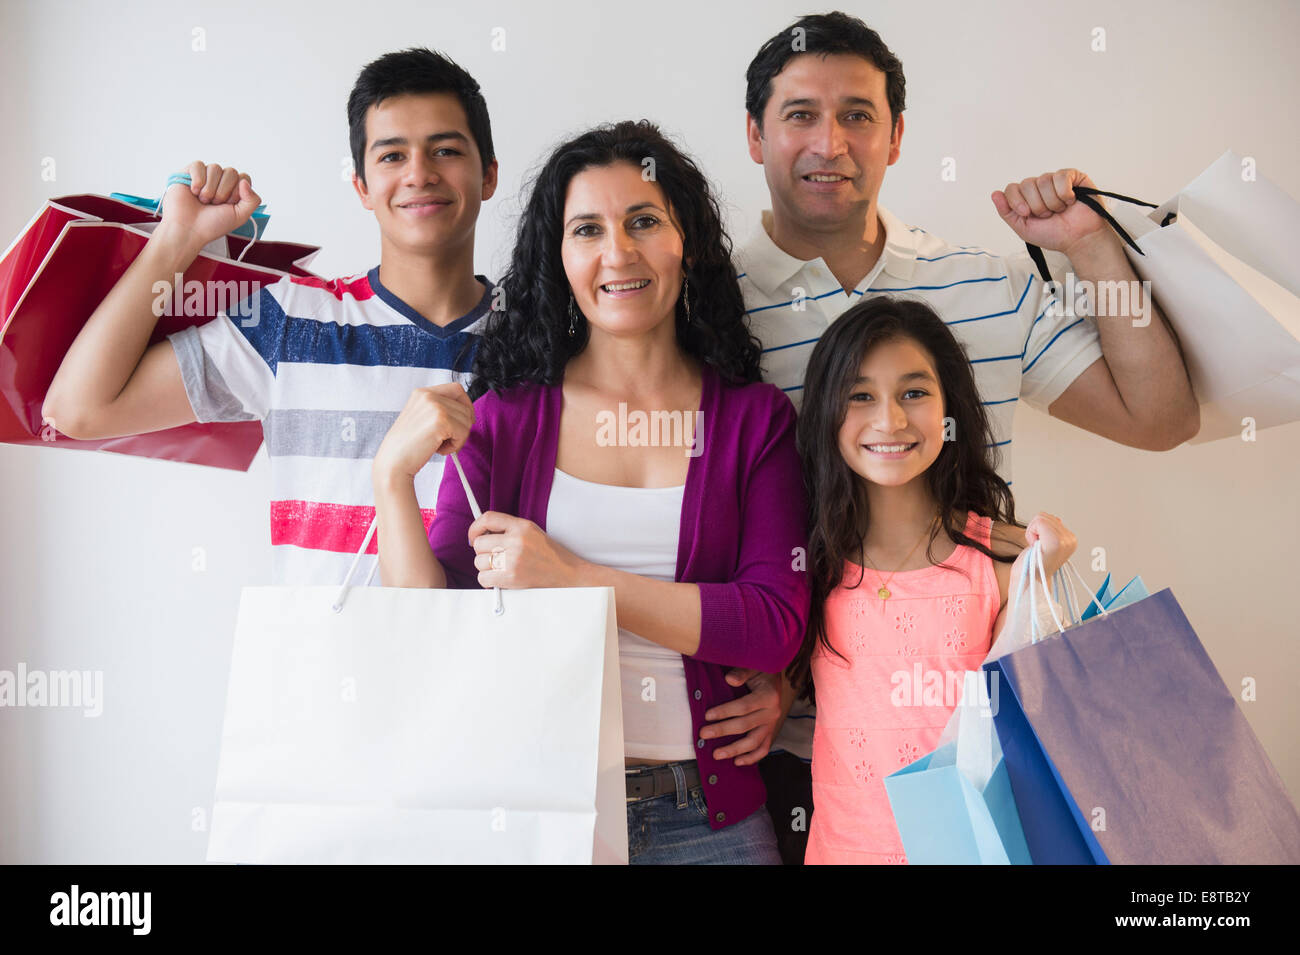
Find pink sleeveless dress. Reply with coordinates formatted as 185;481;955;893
805;510;1000;865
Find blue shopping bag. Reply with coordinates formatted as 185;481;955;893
987;587;1300;864
109;190;269;238
886;736;1032;865
1079;572;1149;621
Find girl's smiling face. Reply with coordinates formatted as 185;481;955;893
838;335;947;488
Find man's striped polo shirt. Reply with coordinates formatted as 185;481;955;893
738;205;1102;763
167;267;493;586
739;205;1103;486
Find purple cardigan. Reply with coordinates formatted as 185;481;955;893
428;363;810;830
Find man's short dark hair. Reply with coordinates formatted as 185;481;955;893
745;12;906;133
347;47;495;184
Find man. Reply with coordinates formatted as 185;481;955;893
43;48;499;585
734;11;1199;864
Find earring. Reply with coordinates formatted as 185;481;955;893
682;276;692;324
568;294;578;338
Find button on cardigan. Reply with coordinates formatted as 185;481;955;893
427;363;811;829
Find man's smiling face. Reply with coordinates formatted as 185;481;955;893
747;53;902;232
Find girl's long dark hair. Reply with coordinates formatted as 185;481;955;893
469;120;761;398
787;296;1022;702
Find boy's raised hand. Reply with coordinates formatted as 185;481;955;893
159;160;262;253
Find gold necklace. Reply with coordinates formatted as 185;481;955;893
859;515;938;602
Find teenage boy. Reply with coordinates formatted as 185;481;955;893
43;48;499;586
736;11;1199;864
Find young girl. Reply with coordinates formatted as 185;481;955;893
790;296;1076;865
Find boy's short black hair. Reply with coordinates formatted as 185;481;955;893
347;47;495;184
745;11;906;132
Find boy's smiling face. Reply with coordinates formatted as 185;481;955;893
352;91;497;257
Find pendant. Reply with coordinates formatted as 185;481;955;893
878;587;890;600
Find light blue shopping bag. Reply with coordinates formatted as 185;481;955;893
885;734;1032;865
883;551;1054;865
884;543;1100;865
109;191;269;238
1080;572;1149;620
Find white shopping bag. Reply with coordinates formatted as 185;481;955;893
206;457;627;864
1102;151;1300;442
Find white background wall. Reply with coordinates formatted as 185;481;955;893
0;0;1296;862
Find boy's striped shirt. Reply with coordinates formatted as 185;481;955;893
167;267;494;586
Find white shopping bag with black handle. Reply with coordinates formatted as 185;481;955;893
1035;152;1300;443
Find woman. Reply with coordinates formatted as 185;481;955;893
371;120;809;864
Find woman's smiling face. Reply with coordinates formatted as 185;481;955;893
560;161;686;340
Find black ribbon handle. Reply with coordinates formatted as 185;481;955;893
1025;185;1161;283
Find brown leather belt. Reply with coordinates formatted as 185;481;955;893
625;761;701;802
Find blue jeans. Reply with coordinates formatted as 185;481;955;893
626;763;781;865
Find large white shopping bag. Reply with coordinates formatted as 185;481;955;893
205;585;625;864
206;461;626;864
1092;152;1300;442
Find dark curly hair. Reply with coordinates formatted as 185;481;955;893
468;120;761;399
787;296;1022;702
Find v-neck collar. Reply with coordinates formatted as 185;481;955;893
367;267;494;339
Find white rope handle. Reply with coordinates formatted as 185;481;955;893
450;452;504;616
232;210;261;262
1029;541;1067;640
331;518;379;613
1052;566;1077;623
1056;559;1110;621
1008;537;1116;645
1005;539;1056;643
331;451;503;615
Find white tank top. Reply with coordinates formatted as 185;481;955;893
545;468;695;761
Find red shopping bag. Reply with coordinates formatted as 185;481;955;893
0;194;320;470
